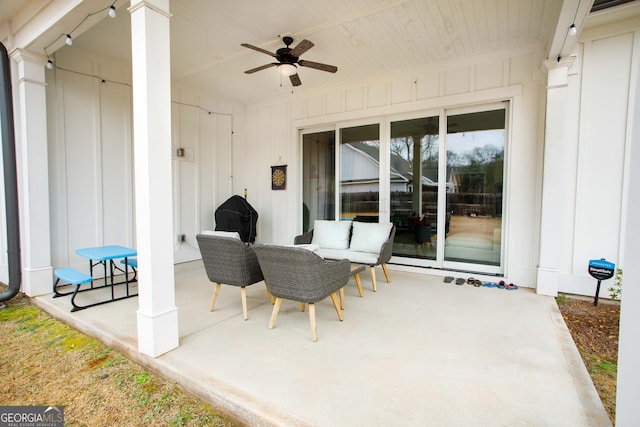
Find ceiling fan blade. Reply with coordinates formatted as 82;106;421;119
241;43;277;58
298;60;338;73
244;63;277;74
290;73;302;86
290;39;314;57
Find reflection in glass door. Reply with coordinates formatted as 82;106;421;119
444;109;505;266
340;124;380;221
302;104;506;273
302;130;336;232
389;116;439;260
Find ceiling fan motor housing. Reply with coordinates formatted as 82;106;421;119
276;48;297;64
242;36;337;86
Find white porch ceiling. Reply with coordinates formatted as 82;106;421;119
1;0;587;105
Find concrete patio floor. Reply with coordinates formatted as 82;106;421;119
33;262;612;426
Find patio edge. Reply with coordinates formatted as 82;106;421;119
31;295;313;427
544;296;613;427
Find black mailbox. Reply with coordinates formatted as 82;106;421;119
588;258;615;306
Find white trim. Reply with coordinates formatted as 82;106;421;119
128;0;173;18
618;29;640;268
293;85;522;129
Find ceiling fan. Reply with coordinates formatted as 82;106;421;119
241;36;338;86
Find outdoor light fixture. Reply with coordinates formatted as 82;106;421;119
46;59;53;69
65;34;73;46
108;5;116;18
279;63;297;77
568;24;577;36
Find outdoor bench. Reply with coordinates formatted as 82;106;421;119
294;220;395;291
53;267;93;311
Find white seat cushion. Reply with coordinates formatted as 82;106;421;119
201;230;241;239
349;222;392;254
316;249;379;265
311;220;352;250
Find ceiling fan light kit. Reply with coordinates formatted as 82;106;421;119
242;35;337;87
279;63;297;76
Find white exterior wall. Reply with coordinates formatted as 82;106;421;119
45;49;134;275
33;16;639;298
240;17;638;297
616;24;640;424
43;50;241;275
244;50;545;288
169;83;236;263
557;16;640;298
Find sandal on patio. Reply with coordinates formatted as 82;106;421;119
482;282;498;288
467;277;482;287
497;280;506;289
444;276;454;283
455;278;465;285
505;283;519;290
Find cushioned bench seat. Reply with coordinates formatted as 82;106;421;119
295;220;396;292
314;249;380;265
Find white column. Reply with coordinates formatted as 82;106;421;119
9;49;53;297
129;0;179;357
536;60;574;296
615;58;640;426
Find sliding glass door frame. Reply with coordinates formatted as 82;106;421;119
299;125;337;230
336;118;385;222
440;102;509;275
299;101;510;276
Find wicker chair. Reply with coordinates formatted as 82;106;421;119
253;244;350;342
196;233;270;320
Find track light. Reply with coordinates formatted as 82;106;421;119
46;59;53;69
65;34;73;46
108;5;116;18
568;24;577;36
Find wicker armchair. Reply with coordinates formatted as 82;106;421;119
196;233;269;320
253;244;350;342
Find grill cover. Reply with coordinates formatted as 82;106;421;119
214;195;258;243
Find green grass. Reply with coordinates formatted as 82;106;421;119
0;298;235;426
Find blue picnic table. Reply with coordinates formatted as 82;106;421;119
53;245;138;311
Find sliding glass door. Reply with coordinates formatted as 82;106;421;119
388;105;506;273
444;108;505;268
301;102;507;274
301;130;336;232
339;124;380;221
389;116;439;260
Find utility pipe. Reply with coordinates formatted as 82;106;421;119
0;42;22;303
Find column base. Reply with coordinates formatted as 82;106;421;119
22;266;54;297
536;267;559;296
137;306;179;357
